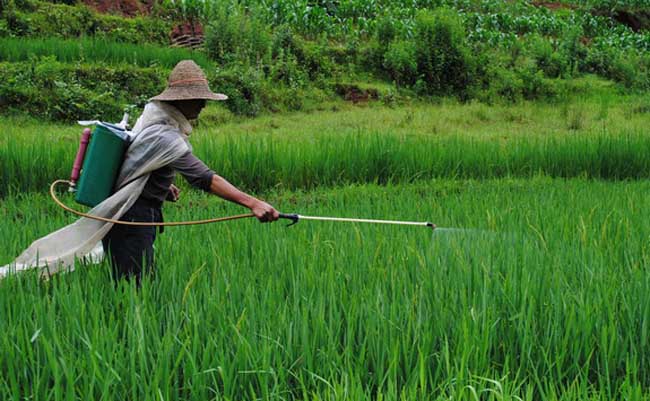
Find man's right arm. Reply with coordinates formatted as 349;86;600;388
172;152;279;222
208;174;279;222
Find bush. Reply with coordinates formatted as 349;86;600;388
210;65;264;117
375;15;397;50
92;14;170;44
560;26;587;75
270;26;331;81
527;35;569;79
3;4;31;36
0;65;124;121
518;64;559;100
2;1;170;44
9;0;37;11
208;63;332;116
271;25;298;60
0;18;8;36
295;39;332;81
207;21;337;114
205;5;272;66
323;41;356;67
269;49;308;88
608;54;649;89
413;9;475;98
0;58;165;121
204;24;331;88
363;16;399;73
383;40;417;87
483;64;524;103
585;45;650;90
260;84;305;112
583;44;616;77
481;55;559;103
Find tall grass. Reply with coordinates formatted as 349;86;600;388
3;126;650;197
3;96;650;196
2;178;650;399
0;37;212;69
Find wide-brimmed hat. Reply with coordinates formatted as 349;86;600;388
151;60;228;102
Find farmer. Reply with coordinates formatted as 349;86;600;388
102;60;279;283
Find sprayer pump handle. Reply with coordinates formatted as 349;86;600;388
279;213;299;227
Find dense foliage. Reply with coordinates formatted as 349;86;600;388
197;0;650;98
0;58;164;121
0;0;648;118
1;0;171;43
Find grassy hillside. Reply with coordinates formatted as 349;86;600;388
0;0;648;120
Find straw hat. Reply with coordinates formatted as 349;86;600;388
151;60;227;101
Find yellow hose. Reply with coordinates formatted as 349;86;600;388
50;179;255;226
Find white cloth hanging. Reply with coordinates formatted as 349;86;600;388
1;101;192;278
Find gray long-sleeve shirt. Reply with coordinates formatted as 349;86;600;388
140;151;215;204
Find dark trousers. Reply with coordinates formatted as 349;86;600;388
102;198;163;284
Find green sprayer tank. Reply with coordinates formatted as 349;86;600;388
74;123;130;207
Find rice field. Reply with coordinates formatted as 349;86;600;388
2;178;650;400
0;37;212;69
2;97;650;400
3;92;650;196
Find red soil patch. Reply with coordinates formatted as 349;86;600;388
334;84;379;104
610;10;650;32
531;2;576;11
170;20;204;48
82;0;153;17
171;20;204;38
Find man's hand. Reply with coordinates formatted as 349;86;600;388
250;200;280;223
167;184;181;202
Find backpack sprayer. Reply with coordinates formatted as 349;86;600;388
68;118;130;206
52;117;437;231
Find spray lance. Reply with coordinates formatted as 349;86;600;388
278;213;435;229
53;122;437;231
51;180;437;230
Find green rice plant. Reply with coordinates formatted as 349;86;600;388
3;121;650;197
0;37;212;69
0;58;167;121
2;95;650;197
2;178;650;399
